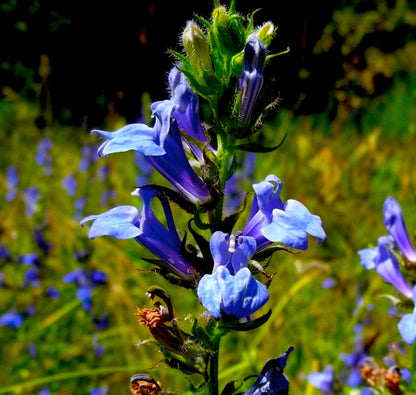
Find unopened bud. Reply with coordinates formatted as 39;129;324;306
182;21;214;76
255;22;276;47
238;35;266;124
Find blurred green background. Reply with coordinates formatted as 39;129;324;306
1;0;416;394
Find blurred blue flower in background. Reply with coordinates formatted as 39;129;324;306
61;173;77;196
5;165;18;202
63;268;107;311
306;365;335;395
35;136;53;175
24;186;41;218
0;308;24;328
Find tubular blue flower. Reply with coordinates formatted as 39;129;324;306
383;196;416;263
92;67;207;158
197;231;268;318
81;188;196;280
306;365;335;395
144;121;210;203
238;35;266;124
243;347;294;395
242;175;326;251
358;236;413;299
24;186;40;218
398;286;416;345
168;65;207;146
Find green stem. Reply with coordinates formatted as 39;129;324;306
208;338;220;395
215;136;235;224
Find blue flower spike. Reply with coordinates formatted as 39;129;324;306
197;231;269;319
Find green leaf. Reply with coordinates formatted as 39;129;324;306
235;133;287;153
219;309;272;331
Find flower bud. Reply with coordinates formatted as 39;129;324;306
255;22;276;47
238;35;266;124
182;21;214;82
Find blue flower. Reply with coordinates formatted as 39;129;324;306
306;365;335;395
398;286;416;345
90;386;109;395
5;165;18;202
46;286;61;299
238;36;266;124
35;136;53;175
92;66;207;158
197;231;268;318
143;121;210;203
62;173;77;196
243;175;326;251
39;386;51;395
81;188;196;280
383;196;416;263
0;308;24;328
63;268;107;310
168;65;208;147
24;186;41;218
358;236;413;299
243;347;294;395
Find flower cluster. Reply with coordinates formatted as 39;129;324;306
81;1;324;393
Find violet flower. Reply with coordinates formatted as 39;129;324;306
197;231;268;318
81;187;196;280
383;196;416;263
243;175;326;251
358;236;413;299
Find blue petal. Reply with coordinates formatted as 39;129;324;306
261;199;326;250
230;236;257;272
197;273;222;318
383;196;416;263
210;231;231;270
251;175;284;221
80;206;142;239
358;247;377;270
398;312;416;345
197;266;269;319
150;99;175;147
92;124;165;157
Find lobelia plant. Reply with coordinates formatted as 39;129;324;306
81;1;326;394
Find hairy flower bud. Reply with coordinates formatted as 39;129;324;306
255;22;276;47
182;21;214;85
